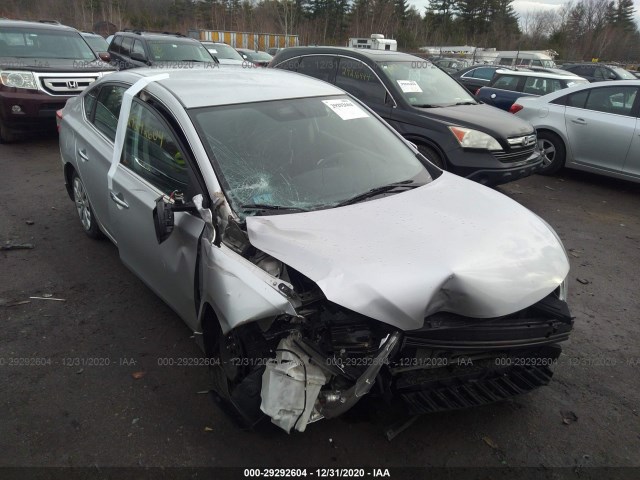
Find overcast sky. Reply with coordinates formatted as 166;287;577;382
407;0;640;32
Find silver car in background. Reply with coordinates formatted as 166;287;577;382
58;68;572;433
512;80;640;180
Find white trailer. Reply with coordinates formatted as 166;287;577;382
348;34;397;51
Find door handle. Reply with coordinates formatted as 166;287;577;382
78;148;89;161
110;191;129;209
571;118;587;125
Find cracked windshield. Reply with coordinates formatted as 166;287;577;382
190;95;433;216
379;61;478;107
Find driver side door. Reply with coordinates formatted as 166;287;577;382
108;98;206;325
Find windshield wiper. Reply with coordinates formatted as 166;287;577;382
412;104;440;108
335;180;419;207
241;203;309;213
454;101;478;106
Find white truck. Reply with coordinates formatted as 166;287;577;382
348;34;397;51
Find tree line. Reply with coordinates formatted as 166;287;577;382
1;0;638;61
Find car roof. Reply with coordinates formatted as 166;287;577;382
0;19;78;32
114;31;197;42
527;79;640;101
495;69;582;80
274;46;422;63
111;68;344;108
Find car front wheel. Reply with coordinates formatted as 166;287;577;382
537;131;566;175
417;144;446;170
72;172;102;239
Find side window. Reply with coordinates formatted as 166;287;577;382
335;58;386;104
566;90;589;108
492;75;520;91
123;101;191;195
121;37;133;56
296;55;338;83
83;86;99;120
277;56;301;72
473;67;495;80
131;40;145;58
594;67;606;81
93;85;126;142
498;58;513;66
523;76;545;95
584;86;637;116
110;36;122;54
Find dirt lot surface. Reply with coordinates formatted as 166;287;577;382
1;134;639;479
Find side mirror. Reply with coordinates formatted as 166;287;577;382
153;194;218;245
98;52;111;62
130;51;147;63
153;196;175;244
608;72;617;80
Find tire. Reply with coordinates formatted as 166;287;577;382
537;131;566;176
417;144;446;170
71;171;102;239
0;118;19;143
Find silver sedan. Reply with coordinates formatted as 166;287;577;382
512;80;640;180
58;68;572;433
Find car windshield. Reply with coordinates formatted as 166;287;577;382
379;60;477;107
83;35;109;52
146;40;212;62
0;27;96;60
613;67;637;80
204;43;243;61
190;95;433;216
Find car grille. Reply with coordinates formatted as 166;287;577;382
493;133;537;163
39;77;98;96
398;364;554;414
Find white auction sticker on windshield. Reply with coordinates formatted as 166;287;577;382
397;80;423;93
322;99;369;120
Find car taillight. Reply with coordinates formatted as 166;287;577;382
56;109;63;131
509;103;523;114
474;88;481;95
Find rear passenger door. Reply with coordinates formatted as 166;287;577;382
74;83;128;238
295;55;338;83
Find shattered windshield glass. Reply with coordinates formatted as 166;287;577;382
190;95;433;216
379;61;477;107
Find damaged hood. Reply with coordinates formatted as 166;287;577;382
246;173;569;331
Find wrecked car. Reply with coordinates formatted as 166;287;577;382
58;68;573;434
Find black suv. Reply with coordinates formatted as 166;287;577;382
0;19;115;142
271;47;542;186
562;63;637;82
108;30;217;70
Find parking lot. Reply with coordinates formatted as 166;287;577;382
1;133;639;475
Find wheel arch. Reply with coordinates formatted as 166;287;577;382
63;162;76;200
535;127;571;164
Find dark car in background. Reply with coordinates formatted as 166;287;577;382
562;63;637;82
450;65;510;94
0;19;115;142
80;32;110;61
237;48;273;67
271;47;542;186
108;30;216;70
477;69;588;111
433;57;471;74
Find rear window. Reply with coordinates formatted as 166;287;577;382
0;27;96;60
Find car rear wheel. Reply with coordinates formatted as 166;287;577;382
417;144;446;170
72;172;102;239
537;131;565;175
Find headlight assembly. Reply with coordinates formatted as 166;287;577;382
449;126;502;151
0;71;38;90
